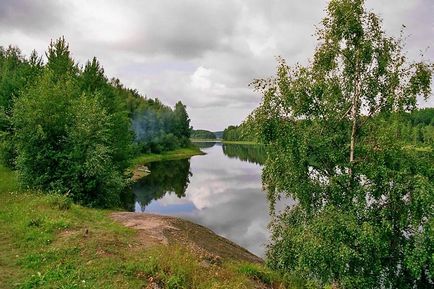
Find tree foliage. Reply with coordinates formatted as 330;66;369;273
132;100;191;154
250;0;433;288
11;40;129;207
0;46;43;166
223;123;256;142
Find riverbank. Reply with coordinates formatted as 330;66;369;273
129;146;205;181
131;146;205;166
191;139;259;145
0;165;291;288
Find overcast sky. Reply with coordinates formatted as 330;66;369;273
0;0;433;131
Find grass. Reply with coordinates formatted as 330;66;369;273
0;164;18;192
0;164;292;288
131;146;205;167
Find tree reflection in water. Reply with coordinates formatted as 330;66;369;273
132;159;192;211
222;144;266;165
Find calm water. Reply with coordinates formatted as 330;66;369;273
131;142;271;257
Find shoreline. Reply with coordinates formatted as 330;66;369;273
129;146;205;181
0;164;283;288
191;139;259;145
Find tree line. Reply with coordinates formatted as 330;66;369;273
190;129;216;140
222;123;256;142
0;37;191;207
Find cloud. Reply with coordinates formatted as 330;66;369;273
0;0;66;32
0;0;432;130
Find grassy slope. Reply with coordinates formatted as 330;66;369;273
0;165;289;289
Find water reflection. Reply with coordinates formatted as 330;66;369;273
192;141;217;149
131;142;271;257
132;159;192;211
222;143;266;165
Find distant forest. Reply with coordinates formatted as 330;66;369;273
191;129;216;139
0;37;191;207
222;108;434;144
222;123;256;142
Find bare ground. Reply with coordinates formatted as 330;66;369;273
110;212;263;264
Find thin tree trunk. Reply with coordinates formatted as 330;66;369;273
350;99;357;164
349;57;360;176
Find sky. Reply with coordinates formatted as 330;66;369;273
0;0;433;131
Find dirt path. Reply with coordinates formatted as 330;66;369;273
111;212;263;264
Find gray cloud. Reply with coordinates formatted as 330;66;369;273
0;0;432;130
0;0;66;32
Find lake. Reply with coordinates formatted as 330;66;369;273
130;142;271;257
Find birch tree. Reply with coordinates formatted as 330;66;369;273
250;0;433;287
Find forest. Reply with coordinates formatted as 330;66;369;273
190;129;216;139
0;37;192;207
222;123;256;142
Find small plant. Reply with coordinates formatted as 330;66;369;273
48;193;72;210
238;263;274;285
28;217;44;228
167;275;186;289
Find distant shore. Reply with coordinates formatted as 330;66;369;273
190;138;259;145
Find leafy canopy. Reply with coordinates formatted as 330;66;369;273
12;38;131;207
250;0;433;288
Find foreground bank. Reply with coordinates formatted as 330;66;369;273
0;165;298;289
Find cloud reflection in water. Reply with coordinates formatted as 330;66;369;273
133;143;273;257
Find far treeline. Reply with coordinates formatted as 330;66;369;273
190;129;216;140
223;108;434;144
0;37;191;207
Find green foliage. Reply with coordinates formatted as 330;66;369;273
45;37;78;80
223;123;256;142
191;129;216;140
0;164;18;193
237;263;276;285
10;38;129;207
132;100;192;154
250;0;434;288
0;46;43;167
0;36;194;207
130;147;203;167
395;108;434;145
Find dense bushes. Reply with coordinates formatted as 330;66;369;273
10;39;130;207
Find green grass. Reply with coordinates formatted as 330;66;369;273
131;146;205;167
1;164;292;289
0;165;18;193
